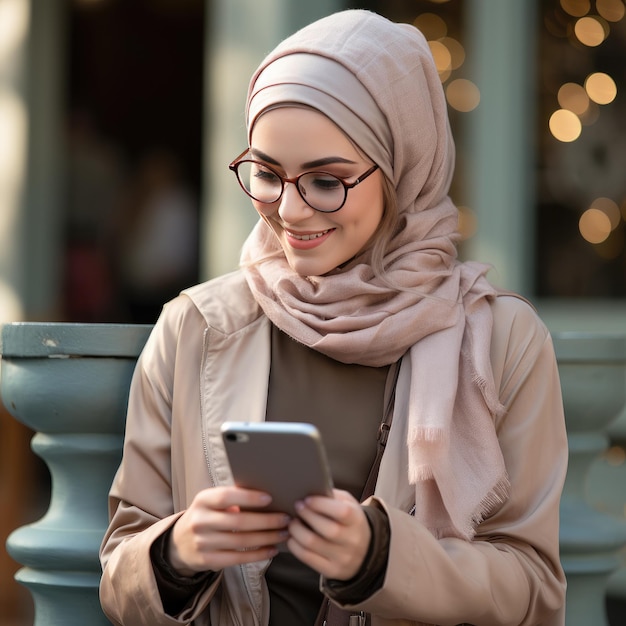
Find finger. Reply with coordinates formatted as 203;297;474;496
217;527;290;552
203;509;291;533
292;503;343;542
294;496;355;532
199;544;280;571
331;488;358;503
197;485;274;511
181;525;290;567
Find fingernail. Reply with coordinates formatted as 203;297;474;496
259;494;272;504
294;500;304;512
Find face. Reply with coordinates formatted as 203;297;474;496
248;107;384;277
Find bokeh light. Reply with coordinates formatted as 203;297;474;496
574;16;608;46
596;0;626;22
440;37;465;70
429;40;452;73
549;108;582;141
591;197;621;230
560;0;591;17
579;208;612;243
557;82;590;115
414;13;447;40
585;72;617;104
446;79;480;112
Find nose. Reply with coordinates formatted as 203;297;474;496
277;182;315;223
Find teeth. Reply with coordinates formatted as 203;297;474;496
290;230;329;241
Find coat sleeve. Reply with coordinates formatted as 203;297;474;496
99;296;220;626
338;298;568;626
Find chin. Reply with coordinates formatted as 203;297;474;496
286;257;335;278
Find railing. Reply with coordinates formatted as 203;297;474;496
0;323;152;626
1;322;625;626
552;334;626;625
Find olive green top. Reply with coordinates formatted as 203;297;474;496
266;326;390;625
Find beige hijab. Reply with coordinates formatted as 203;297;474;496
240;10;509;540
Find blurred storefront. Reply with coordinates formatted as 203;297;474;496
1;0;625;326
1;0;625;623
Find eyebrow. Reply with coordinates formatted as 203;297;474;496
250;148;358;169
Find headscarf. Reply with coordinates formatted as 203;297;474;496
240;9;508;540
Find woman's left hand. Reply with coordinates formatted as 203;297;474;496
286;489;370;580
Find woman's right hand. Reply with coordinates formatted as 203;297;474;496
167;486;290;576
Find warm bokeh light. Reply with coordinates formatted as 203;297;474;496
0;0;29;65
579;208;612;243
414;13;447;40
457;205;478;240
574;16;608;46
560;0;591;17
446;79;481;112
591;197;621;230
585;72;617;104
440;37;465;70
428;40;452;73
596;0;626;22
549;108;582;141
557;82;590;115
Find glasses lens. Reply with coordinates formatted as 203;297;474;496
299;172;346;212
237;161;282;203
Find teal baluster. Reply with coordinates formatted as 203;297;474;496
588;401;626;625
1;323;152;626
553;332;626;626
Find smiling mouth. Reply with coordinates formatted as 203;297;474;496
286;229;332;241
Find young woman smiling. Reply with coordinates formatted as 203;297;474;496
241;106;385;277
100;10;568;626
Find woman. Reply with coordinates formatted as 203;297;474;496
99;9;567;626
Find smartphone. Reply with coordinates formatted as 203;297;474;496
221;421;334;517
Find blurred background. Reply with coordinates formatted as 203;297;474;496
0;0;625;623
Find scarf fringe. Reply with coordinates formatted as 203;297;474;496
467;475;511;537
407;425;446;444
408;463;435;483
471;371;506;419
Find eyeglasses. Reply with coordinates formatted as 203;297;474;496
228;149;379;213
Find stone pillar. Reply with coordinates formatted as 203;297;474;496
0;0;65;321
201;0;342;279
553;333;626;626
463;0;536;296
0;0;29;321
1;322;152;626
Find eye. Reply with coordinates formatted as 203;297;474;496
305;173;343;192
252;164;280;183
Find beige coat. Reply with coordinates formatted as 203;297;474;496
100;270;567;626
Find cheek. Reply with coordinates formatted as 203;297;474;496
252;198;277;217
361;189;385;236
